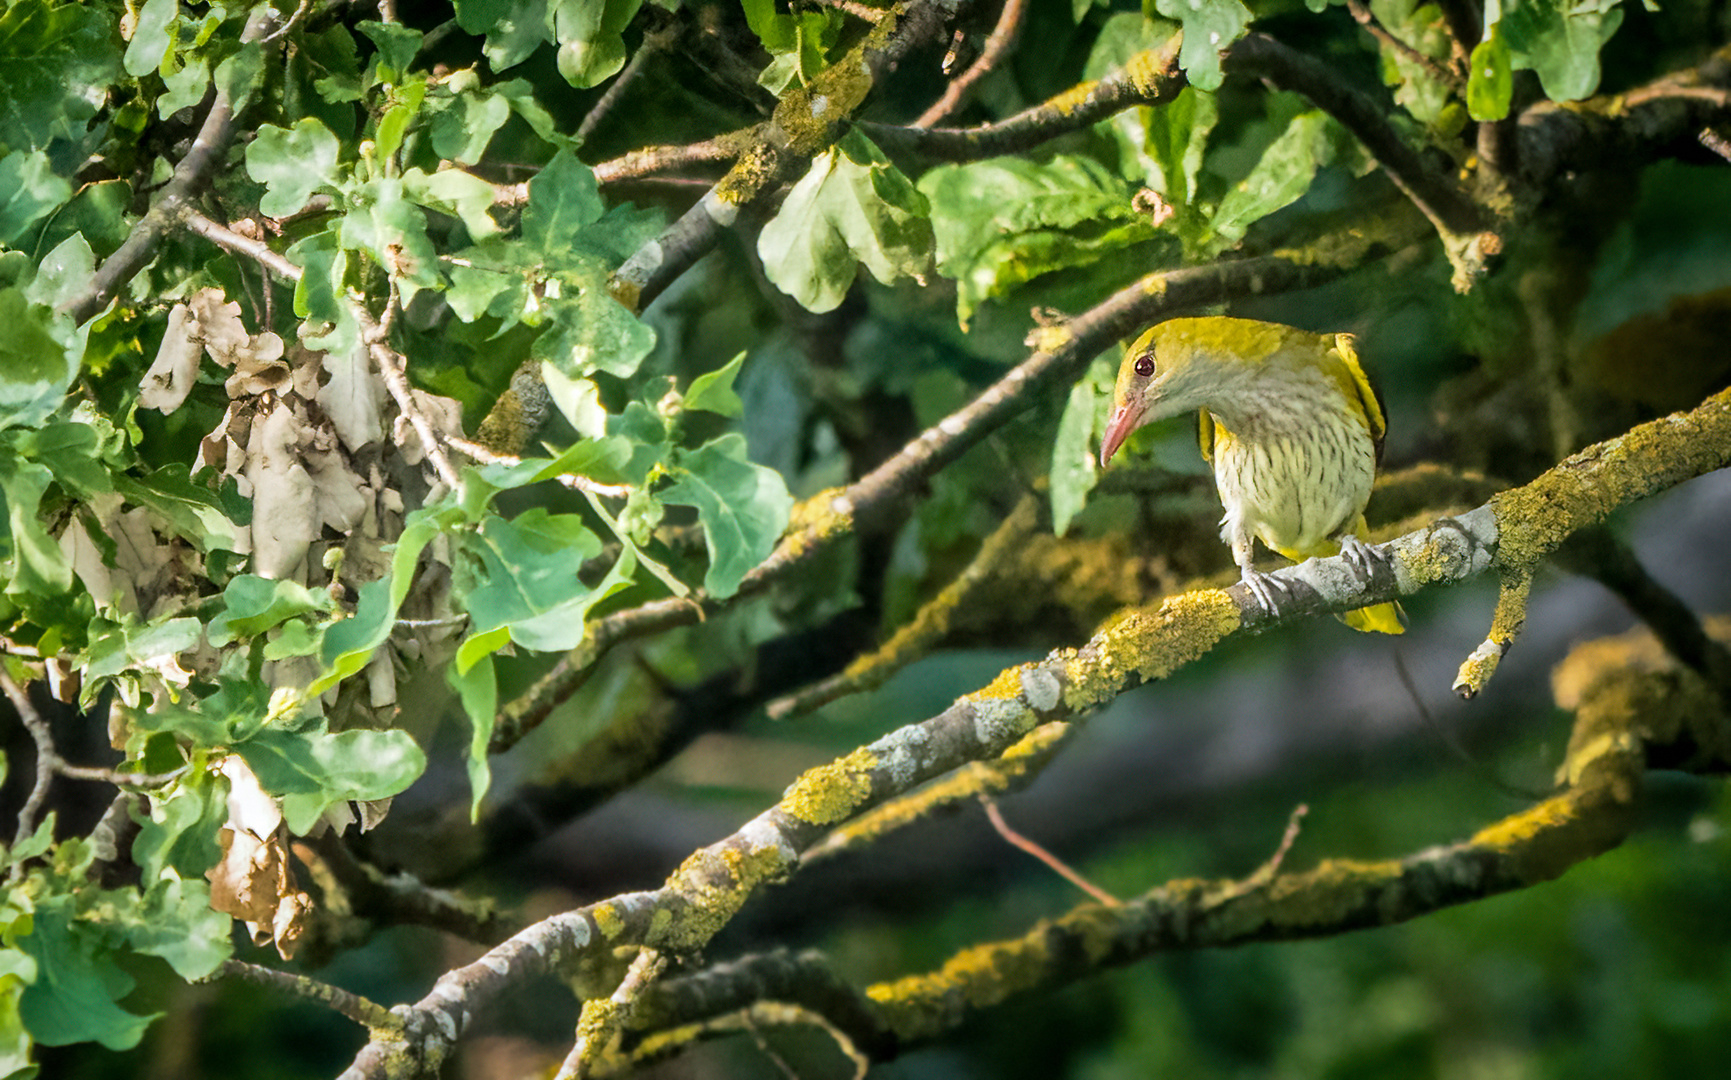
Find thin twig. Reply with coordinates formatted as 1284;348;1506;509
915;0;1029;127
1702;127;1731;162
63;7;277;324
980;793;1120;906
1345;0;1460;88
578;29;675;143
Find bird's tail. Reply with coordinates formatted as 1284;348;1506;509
1338;602;1405;634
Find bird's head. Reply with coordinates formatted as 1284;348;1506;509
1098;321;1220;467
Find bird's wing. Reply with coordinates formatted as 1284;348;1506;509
1333;333;1387;463
1196;408;1218;464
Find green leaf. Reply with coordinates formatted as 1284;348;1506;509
758;130;933;314
1495;0;1624;102
662;434;793;599
447;653;496;822
520;149;607;253
15;899;155;1051
132;772;230;880
920;155;1153;326
532;278;657;378
339;176;443;303
402;167;500;240
428;82;511;165
123;0;177;78
121;876;232;980
551;0;645;88
241;726;428;835
1468;23;1514;122
0;453;71;597
246;119;343;218
1210;108;1356;249
1052;367;1105;537
207;575;333;647
0;150;70;247
684;351;747;418
452;508;609;662
311;577;395;695
455;0;551;72
0;0;121;151
1152;0;1251;92
214;39;265;115
0;290;78;431
358;20;424;85
1368;0;1457;129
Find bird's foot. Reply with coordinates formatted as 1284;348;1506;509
1240;568;1290;616
1337;534;1391;585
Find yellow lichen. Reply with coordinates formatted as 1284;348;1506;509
968;665;1030;703
778;747;878;825
591;902;625;941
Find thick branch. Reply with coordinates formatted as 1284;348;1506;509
343;378;1731;1078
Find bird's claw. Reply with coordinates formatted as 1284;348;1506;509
1241;569;1290;616
1337;534;1391;586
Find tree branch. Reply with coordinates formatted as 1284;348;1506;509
608;0;963;313
864;37;1184;161
62;8;277;325
1222;32;1493;286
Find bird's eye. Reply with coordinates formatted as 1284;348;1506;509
1134;354;1156;378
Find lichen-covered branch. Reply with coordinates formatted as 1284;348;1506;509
864;37;1183;161
767;493;1043;720
339;378;1731;1077
608;0;963;313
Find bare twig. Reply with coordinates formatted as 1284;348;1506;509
578;29;675;143
866;37;1184;161
915;0;1030;127
981;793;1120;906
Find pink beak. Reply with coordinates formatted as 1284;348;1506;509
1098;402;1144;468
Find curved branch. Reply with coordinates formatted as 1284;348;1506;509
62;8;277;325
1221;33;1489;246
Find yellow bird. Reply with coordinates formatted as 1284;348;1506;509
1097;316;1404;634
